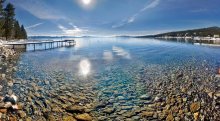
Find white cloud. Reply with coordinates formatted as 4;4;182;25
26;23;44;29
128;13;139;23
58;25;66;30
141;0;160;12
112;0;160;28
58;23;88;36
11;0;66;20
112;19;127;29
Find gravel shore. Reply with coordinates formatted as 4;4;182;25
0;42;21;120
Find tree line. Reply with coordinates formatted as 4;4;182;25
0;0;27;40
136;26;220;38
154;27;220;37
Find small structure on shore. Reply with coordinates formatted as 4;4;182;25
214;35;220;38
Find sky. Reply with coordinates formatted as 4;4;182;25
8;0;220;36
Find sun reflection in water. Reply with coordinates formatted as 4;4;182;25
79;59;91;76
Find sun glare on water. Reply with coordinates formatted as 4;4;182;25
79;59;91;76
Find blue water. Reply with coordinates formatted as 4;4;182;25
16;37;220;76
12;37;220;119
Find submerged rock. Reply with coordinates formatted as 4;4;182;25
63;116;77;121
117;96;125;100
140;94;151;100
65;105;85;113
141;111;154;117
47;114;56;121
103;107;115;114
154;96;162;102
176;72;183;79
98;116;108;121
75;113;92;121
121;106;133;110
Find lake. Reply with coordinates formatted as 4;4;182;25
12;37;220;120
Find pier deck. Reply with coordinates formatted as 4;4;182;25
3;39;75;51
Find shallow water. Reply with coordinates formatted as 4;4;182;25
15;38;220;78
12;37;220;120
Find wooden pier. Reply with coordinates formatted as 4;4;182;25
3;40;75;51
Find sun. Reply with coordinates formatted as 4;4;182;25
82;0;91;5
77;0;96;10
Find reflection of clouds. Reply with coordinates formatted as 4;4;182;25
74;40;85;50
117;38;161;45
103;50;113;61
69;55;82;61
58;48;67;52
112;46;131;59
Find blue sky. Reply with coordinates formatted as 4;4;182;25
9;0;220;36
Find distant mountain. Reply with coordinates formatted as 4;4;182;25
28;35;114;39
28;35;95;39
115;35;134;38
136;26;220;38
29;27;220;39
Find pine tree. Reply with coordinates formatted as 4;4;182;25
0;0;4;14
3;3;15;40
14;20;21;39
0;0;5;37
20;25;27;39
0;2;28;40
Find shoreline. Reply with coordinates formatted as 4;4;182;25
154;36;220;41
154;37;220;45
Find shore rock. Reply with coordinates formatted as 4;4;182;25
190;102;200;113
1;74;5;78
48;114;56;121
0;109;7;113
194;112;199;121
63;116;77;121
0;85;2;91
166;113;174;121
18;111;26;118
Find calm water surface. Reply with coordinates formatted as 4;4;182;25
15;38;220;77
12;37;220;119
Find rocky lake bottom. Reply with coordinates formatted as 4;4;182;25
0;38;220;121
